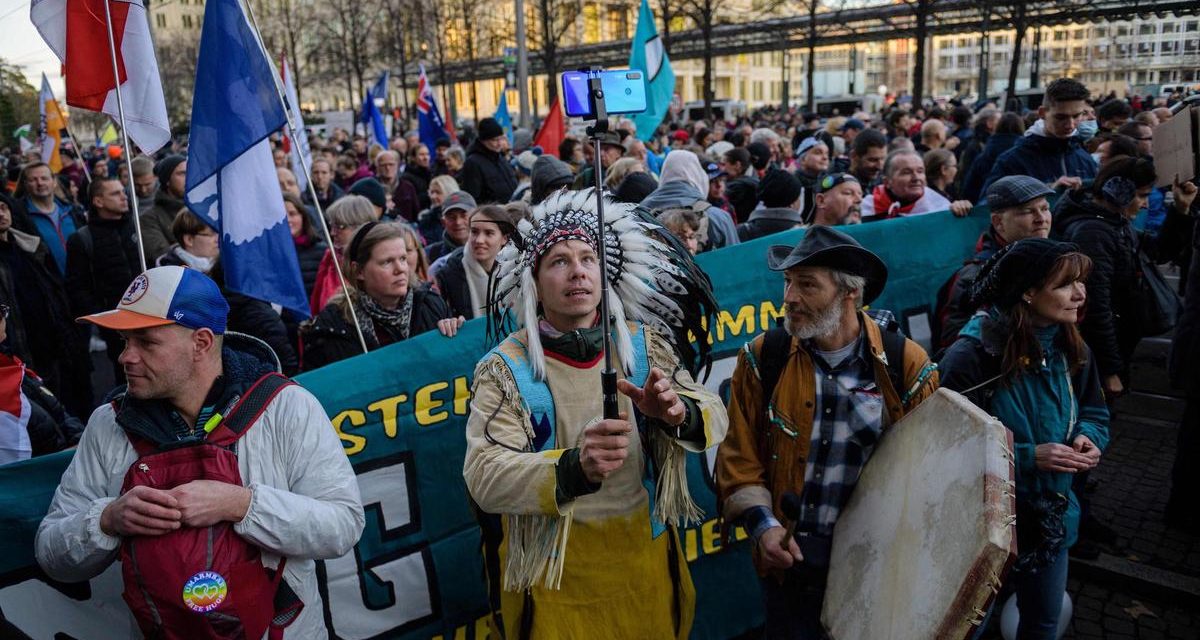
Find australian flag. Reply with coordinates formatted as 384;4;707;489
417;64;449;153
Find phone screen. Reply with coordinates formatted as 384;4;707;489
561;70;647;119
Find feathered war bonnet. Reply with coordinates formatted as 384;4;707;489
486;188;717;381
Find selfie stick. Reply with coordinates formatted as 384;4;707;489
583;70;620;421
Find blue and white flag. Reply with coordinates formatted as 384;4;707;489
362;73;389;149
184;0;308;318
629;0;674;142
493;91;513;145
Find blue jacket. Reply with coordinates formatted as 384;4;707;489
938;312;1109;548
23;197;84;275
979;129;1097;198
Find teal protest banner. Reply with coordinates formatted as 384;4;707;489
0;210;990;638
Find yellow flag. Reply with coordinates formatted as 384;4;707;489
38;74;67;173
100;122;118;145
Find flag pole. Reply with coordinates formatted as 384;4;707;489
242;1;368;354
63;124;91;184
101;0;148;272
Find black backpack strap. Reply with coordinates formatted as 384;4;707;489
879;326;907;401
756;327;793;417
208;373;295;446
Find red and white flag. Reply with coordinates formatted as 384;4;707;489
31;0;171;154
0;355;31;466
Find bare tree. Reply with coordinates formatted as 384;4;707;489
449;0;482;122
899;0;934;107
380;0;418;125
676;0;724;121
153;32;202;129
320;0;379;108
1000;0;1029;108
526;0;578;104
252;0;317;104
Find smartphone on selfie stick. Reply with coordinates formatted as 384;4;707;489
559;68;647;420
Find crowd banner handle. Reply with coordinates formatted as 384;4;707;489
102;0;147;272
242;0;369;354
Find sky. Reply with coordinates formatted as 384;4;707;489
2;0;67;97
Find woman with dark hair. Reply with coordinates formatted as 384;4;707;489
1052;155;1161;396
923;148;960;201
940;239;1109;639
961;112;1026;202
301;222;463;371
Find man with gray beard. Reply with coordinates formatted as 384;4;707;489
716;226;939;638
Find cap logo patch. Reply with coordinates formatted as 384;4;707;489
173;311;185;321
121;275;150;306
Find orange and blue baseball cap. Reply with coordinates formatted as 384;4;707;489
78;266;229;334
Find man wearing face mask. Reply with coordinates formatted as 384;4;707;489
981;78;1098;196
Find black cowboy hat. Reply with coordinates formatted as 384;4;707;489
767;226;889;304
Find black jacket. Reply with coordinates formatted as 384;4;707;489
1170;209;1200;393
401;165;433;212
736;207;803;242
21;364;85;456
425;229;464;263
934;226;1004;350
64;214;142;318
293;234;327;297
1052;190;1141;377
434;248;487;319
459;142;518;204
301;284;451;371
303;181;344;213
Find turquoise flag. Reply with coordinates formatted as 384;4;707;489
493;91;514;145
629;0;674;141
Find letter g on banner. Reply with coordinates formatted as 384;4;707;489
321;453;438;638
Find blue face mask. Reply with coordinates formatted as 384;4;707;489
1076;120;1098;141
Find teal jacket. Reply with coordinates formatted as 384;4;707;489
939;312;1110;547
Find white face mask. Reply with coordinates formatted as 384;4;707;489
1091;152;1103;166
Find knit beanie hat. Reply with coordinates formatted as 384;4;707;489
478;117;505;141
154;154;186;187
757;169;803;208
613;172;658;204
530;155;575;204
349;178;387;210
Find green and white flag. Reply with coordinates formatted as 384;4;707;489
628;0;674;141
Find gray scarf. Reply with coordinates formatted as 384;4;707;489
357;288;415;347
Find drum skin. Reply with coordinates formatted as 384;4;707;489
822;388;1017;640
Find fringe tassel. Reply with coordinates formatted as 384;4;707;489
502;510;575;592
651;429;703;526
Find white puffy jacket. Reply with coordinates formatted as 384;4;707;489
34;383;365;639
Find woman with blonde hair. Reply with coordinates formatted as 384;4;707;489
604;157;646;190
418;174;461;245
396;223;431;283
308;194;377;314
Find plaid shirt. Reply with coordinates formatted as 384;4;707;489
796;335;885;540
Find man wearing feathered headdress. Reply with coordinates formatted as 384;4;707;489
462;188;728;639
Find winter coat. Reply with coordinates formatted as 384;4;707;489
1052;189;1143;377
939;313;1109;548
960;132;1020;202
23;197;85;275
979;127;1097;198
292;234;327;297
459;142;518;204
434;248;473;319
0;228;90;416
34;333;365;640
641;181;741;251
934;226;1004;350
139;189;186;266
302;181;344;213
64;215;142;319
300;284;452;371
736;207;804;243
401;165;433;212
425;229;464;263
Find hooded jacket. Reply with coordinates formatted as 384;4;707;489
1051;189;1142;376
939;312;1109;548
643;150;740;250
35;333;365;640
980;122;1097;197
459;141;518;204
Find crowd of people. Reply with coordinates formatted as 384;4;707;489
4;76;1200;639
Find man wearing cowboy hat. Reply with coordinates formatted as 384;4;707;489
716;226;939;638
573;130;627;190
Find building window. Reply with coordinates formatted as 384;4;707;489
992;34;1008;45
154;12;166;27
606;5;628;39
1071;46;1085;60
1050;47;1065;62
1117;26;1129;36
1185;39;1199;54
938;55;952;69
1162;23;1176;33
1071;28;1084;39
1053;30;1066;41
1137;24;1154;36
1094;26;1106;37
1161;40;1177;54
1187;21;1198;32
182;14;193;28
1137;42;1155;55
992;52;1007;64
583;4;600;42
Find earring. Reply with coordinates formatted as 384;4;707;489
1022;297;1032;304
